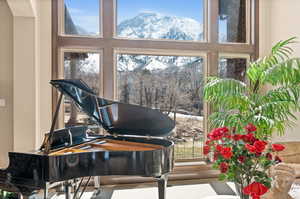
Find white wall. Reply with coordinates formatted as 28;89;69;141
260;0;300;142
0;0;52;167
0;0;13;168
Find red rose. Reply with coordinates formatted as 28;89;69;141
224;134;231;139
238;155;246;163
245;144;257;153
242;133;256;144
245;123;257;133
219;162;229;173
218;127;229;133
233;134;243;141
266;153;272;160
216;144;223;152
221;147;233;159
272;144;285;152
275;156;282;163
253;140;267;153
207;127;229;140
243;182;268;198
205;140;211;145
203;145;210;155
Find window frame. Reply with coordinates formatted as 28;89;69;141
59;0;104;38
52;0;259;165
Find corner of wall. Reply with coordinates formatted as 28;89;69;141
0;0;14;168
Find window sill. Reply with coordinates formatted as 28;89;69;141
99;163;220;189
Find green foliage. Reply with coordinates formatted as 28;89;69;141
0;190;18;199
204;37;300;137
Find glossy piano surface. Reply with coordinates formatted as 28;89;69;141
0;79;175;198
50;79;175;137
5;134;173;193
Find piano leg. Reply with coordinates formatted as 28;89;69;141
157;174;168;199
63;180;72;199
94;176;101;190
93;176;102;196
43;183;49;199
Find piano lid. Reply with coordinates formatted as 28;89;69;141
50;79;175;137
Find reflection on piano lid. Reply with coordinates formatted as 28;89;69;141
51;79;175;137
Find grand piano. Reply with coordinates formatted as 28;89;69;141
0;79;175;199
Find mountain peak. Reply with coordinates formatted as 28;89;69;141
117;12;203;41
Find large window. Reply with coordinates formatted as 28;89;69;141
53;0;258;161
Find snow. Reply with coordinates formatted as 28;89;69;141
117;12;203;41
168;112;203;121
71;12;204;73
144;59;169;71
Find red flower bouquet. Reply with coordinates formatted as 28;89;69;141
203;124;285;199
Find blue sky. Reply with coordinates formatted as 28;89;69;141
65;0;226;38
65;0;100;33
117;0;204;22
65;0;204;31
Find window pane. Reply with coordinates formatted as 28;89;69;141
117;54;204;160
64;0;100;36
117;0;204;41
64;52;100;126
219;58;247;81
219;0;246;43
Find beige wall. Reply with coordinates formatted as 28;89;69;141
0;0;13;168
0;0;52;167
260;0;300;142
1;0;300;167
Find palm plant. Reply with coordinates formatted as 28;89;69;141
204;37;300;138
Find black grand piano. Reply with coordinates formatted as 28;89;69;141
0;79;175;199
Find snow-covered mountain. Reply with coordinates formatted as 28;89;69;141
117;12;203;41
117;54;201;72
116;12;203;72
66;11;204;72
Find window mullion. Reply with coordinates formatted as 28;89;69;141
254;0;259;59
208;0;219;44
102;0;115;39
102;0;116;100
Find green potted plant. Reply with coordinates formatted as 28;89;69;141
204;37;300;138
203;38;300;199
